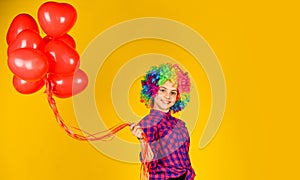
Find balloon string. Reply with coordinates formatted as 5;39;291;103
140;138;150;180
44;79;149;179
44;79;129;141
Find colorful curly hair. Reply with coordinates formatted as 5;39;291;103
140;63;191;113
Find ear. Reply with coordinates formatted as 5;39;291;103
149;96;155;108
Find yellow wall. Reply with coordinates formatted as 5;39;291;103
1;0;299;179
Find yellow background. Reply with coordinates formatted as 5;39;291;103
1;0;299;179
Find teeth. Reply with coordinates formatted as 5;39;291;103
162;100;170;104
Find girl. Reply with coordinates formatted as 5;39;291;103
131;63;196;180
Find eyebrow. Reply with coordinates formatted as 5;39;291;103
160;86;177;92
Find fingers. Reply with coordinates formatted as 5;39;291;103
146;146;154;162
130;123;144;139
130;122;137;131
141;144;154;162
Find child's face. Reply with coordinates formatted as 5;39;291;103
153;80;177;112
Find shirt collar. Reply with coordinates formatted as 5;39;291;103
150;109;171;116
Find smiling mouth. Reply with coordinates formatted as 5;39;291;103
161;100;171;104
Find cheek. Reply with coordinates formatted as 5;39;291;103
171;97;177;104
153;95;161;105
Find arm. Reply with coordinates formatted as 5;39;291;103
130;123;154;162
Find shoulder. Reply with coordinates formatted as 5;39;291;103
177;118;185;125
138;114;149;126
172;116;187;128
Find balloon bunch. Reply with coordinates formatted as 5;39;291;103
6;2;149;178
6;1;88;97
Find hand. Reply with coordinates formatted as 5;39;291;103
130;123;154;161
130;123;144;140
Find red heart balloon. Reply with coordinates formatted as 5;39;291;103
57;34;76;49
6;13;39;45
48;69;88;98
38;2;77;38
44;39;80;75
42;36;52;47
8;48;49;81
13;75;45;94
7;29;44;55
43;34;76;49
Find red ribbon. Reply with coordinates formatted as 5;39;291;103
45;79;149;179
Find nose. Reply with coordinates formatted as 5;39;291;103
164;92;170;99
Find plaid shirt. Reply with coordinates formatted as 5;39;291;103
139;109;196;180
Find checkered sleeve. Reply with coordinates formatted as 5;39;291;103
138;113;163;162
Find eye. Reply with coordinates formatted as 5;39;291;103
159;88;165;92
171;91;177;96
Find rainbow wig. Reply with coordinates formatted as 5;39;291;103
140;63;191;113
